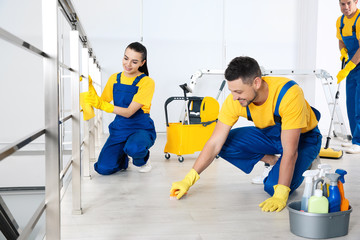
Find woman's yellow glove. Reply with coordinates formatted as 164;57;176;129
80;92;95;120
259;184;290;212
340;47;349;63
85;87;114;113
337;61;356;84
170;169;200;199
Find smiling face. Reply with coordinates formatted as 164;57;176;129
227;77;259;107
122;48;145;77
340;0;358;18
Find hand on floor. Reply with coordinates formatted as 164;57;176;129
170;169;200;199
259;184;290;212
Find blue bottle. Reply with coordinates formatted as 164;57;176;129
325;173;341;213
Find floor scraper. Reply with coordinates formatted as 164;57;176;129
319;60;345;159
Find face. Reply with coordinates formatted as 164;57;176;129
122;48;145;76
340;0;358;17
227;77;259;107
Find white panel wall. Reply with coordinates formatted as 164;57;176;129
0;0;44;143
0;0;350;141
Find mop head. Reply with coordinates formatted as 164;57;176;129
319;147;343;159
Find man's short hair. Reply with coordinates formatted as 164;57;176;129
225;56;262;85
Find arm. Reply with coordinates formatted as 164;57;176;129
113;101;143;118
193;121;232;174
258;128;301;212
170;121;232;199
337;39;360;83
339;39;346;51
349;38;360;64
278;128;301;187
86;85;144;118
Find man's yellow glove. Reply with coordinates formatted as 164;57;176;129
259;184;290;212
85;85;114;113
340;48;349;63
337;61;356;84
170;169;200;199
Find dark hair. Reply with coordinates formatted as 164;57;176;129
224;56;261;85
126;42;149;76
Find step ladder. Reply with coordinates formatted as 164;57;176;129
186;68;351;140
316;70;352;140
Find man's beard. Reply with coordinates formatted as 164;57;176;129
239;89;257;107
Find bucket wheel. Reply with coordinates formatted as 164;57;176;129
165;153;170;159
178;156;184;162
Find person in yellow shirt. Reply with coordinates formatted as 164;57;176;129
170;56;322;212
336;0;360;153
85;42;156;174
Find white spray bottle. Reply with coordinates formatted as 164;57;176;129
301;169;320;212
318;164;332;197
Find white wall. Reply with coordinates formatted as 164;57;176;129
72;0;303;132
0;0;351;186
0;0;349;137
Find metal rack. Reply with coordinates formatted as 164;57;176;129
0;0;102;239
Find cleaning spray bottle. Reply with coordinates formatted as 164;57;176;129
318;164;332;197
325;173;341;213
308;189;329;214
335;169;349;211
300;169;320;212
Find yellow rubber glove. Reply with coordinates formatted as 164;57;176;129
337;61;356;84
85;86;114;113
80;92;95;120
259;184;290;212
170;169;200;199
340;48;349;63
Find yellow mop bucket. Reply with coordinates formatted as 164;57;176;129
164;96;219;162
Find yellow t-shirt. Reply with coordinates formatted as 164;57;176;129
101;72;155;114
218;76;318;133
336;9;360;41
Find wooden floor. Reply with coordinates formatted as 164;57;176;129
61;133;359;240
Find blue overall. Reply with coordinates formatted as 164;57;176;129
218;81;322;196
94;72;156;175
340;14;360;145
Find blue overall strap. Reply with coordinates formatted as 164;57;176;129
352;13;360;34
340;15;345;36
246;106;252;121
132;73;147;86
116;72;122;83
274;80;297;123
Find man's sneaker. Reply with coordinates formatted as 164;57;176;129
251;165;273;184
138;161;152;173
341;142;353;147
345;144;360;154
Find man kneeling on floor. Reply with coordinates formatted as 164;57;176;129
170;56;322;212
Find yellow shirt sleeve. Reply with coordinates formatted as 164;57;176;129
336;16;342;41
278;85;307;130
218;94;245;126
132;76;155;113
101;73;118;102
278;85;318;132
